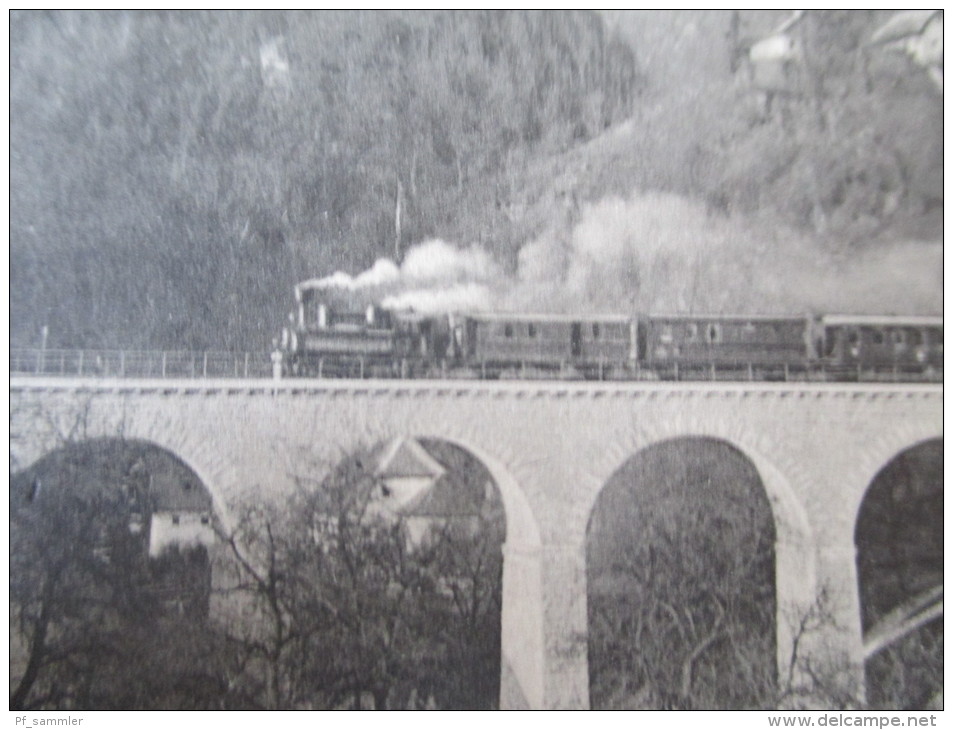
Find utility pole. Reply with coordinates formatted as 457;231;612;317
39;325;48;374
395;177;403;262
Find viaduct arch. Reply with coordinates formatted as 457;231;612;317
854;438;943;708
9;377;942;709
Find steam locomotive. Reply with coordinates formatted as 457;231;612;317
279;280;943;382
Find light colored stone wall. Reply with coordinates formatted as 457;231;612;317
10;378;942;709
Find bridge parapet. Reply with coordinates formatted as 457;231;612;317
12;348;942;384
9;375;943;399
11;349;273;379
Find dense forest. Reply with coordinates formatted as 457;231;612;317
10;10;942;351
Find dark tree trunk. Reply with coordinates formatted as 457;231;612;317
11;599;52;710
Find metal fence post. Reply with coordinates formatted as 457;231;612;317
162;352;167;378
244;352;249;378
120;351;126;377
78;350;84;375
203;352;208;378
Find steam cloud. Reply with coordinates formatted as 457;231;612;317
302;239;501;315
510;191;941;316
306;192;941;318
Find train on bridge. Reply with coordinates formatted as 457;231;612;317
278;280;943;382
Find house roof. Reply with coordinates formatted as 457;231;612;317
148;469;213;512
649;313;808;322
462;311;632;324
375;437;446;480
398;473;486;518
372;438;488;518
820;314;942;328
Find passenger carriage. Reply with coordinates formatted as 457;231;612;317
453;313;637;378
818;314;943;378
641;314;812;379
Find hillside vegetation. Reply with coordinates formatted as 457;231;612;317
10;10;941;350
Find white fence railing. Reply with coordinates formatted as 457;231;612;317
10;349;273;379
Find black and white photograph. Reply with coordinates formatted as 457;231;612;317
9;10;943;716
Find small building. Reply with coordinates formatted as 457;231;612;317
147;473;215;558
372;437;486;547
869;10;943;90
398;471;488;547
749;33;800;93
745;10;805;95
370;437;445;543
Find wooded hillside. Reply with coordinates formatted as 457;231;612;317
10;10;941;350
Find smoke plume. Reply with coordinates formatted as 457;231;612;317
305;192;940;318
302;239;502;314
507;191;941;316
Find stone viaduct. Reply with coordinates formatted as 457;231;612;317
9;376;943;709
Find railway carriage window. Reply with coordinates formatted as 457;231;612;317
660;325;674;344
467;320;477;356
686;323;698;342
303;295;324;328
909;329;923;346
592;323;600;339
504;324;513;338
707;323;722;343
528;323;537;338
871;329;885;345
846;328;861;357
892;330;906;346
743;322;757;340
